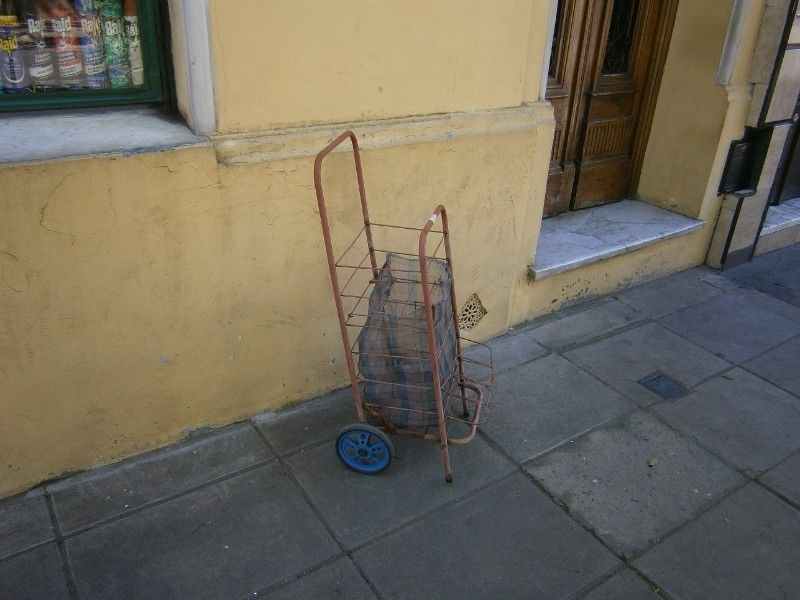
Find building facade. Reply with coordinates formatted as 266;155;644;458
0;0;797;497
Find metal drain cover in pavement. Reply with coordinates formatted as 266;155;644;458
638;371;690;400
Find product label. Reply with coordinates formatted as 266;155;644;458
0;36;18;53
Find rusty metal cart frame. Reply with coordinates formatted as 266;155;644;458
313;131;494;483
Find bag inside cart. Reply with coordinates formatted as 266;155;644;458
358;252;457;428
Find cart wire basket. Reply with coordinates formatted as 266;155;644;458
313;131;494;483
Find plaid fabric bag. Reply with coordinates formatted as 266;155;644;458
358;253;458;428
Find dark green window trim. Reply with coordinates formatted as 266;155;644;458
0;0;169;113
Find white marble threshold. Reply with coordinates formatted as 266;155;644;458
761;197;800;236
530;199;704;280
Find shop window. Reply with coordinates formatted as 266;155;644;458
0;0;170;112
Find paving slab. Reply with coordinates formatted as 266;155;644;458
253;387;357;455
353;473;620;600
581;569;659;600
758;452;800;506
0;488;53;559
653;368;800;475
287;432;513;548
722;243;800;308
481;354;633;463
0;544;69;600
526;411;745;558
565;323;730;406
658;290;800;363
744;335;800;397
66;464;340;600
527;299;642;349
635;483;800;600
616;268;725;319
50;422;272;535
739;286;800;323
262;557;376;600
465;330;547;374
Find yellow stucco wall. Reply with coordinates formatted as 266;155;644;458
209;0;550;133
0;126;550;496
637;0;733;218
0;0;752;497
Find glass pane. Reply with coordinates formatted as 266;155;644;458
0;0;145;95
602;0;639;75
548;0;565;80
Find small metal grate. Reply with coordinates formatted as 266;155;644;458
638;371;690;400
459;293;487;332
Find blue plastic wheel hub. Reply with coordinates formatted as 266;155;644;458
336;424;393;474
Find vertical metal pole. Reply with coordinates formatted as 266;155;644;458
314;131;370;423
419;206;453;483
350;133;380;280
439;208;469;417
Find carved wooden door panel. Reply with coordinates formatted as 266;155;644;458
545;0;674;216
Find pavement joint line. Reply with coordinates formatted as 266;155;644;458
44;490;79;600
342;467;520;556
641;395;792;482
537;316;650;354
625;563;681;600
514;406;641;469
490;348;555;377
624;477;752;566
557;350;657;409
654;292;800;367
725;361;800;402
752;477;800;511
52;456;277;542
0;539;53;566
564;562;627;600
247;420;387;600
243;552;349;599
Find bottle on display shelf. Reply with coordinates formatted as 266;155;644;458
48;0;85;88
22;0;57;90
123;0;142;86
99;0;129;88
75;0;106;89
0;0;32;93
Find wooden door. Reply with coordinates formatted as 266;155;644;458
544;0;676;217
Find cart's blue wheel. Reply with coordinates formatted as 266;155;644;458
336;424;393;474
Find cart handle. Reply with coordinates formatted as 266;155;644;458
314;131;379;279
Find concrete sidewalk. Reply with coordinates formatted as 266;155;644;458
2;244;799;599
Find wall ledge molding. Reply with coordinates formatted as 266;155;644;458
212;103;554;165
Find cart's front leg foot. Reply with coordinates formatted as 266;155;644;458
462;409;470;418
445;474;453;484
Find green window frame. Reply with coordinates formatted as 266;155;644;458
0;0;170;113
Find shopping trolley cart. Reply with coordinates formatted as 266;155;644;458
313;131;494;483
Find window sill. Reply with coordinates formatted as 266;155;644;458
0;108;208;166
529;199;705;280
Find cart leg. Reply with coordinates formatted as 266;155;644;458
440;440;453;483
